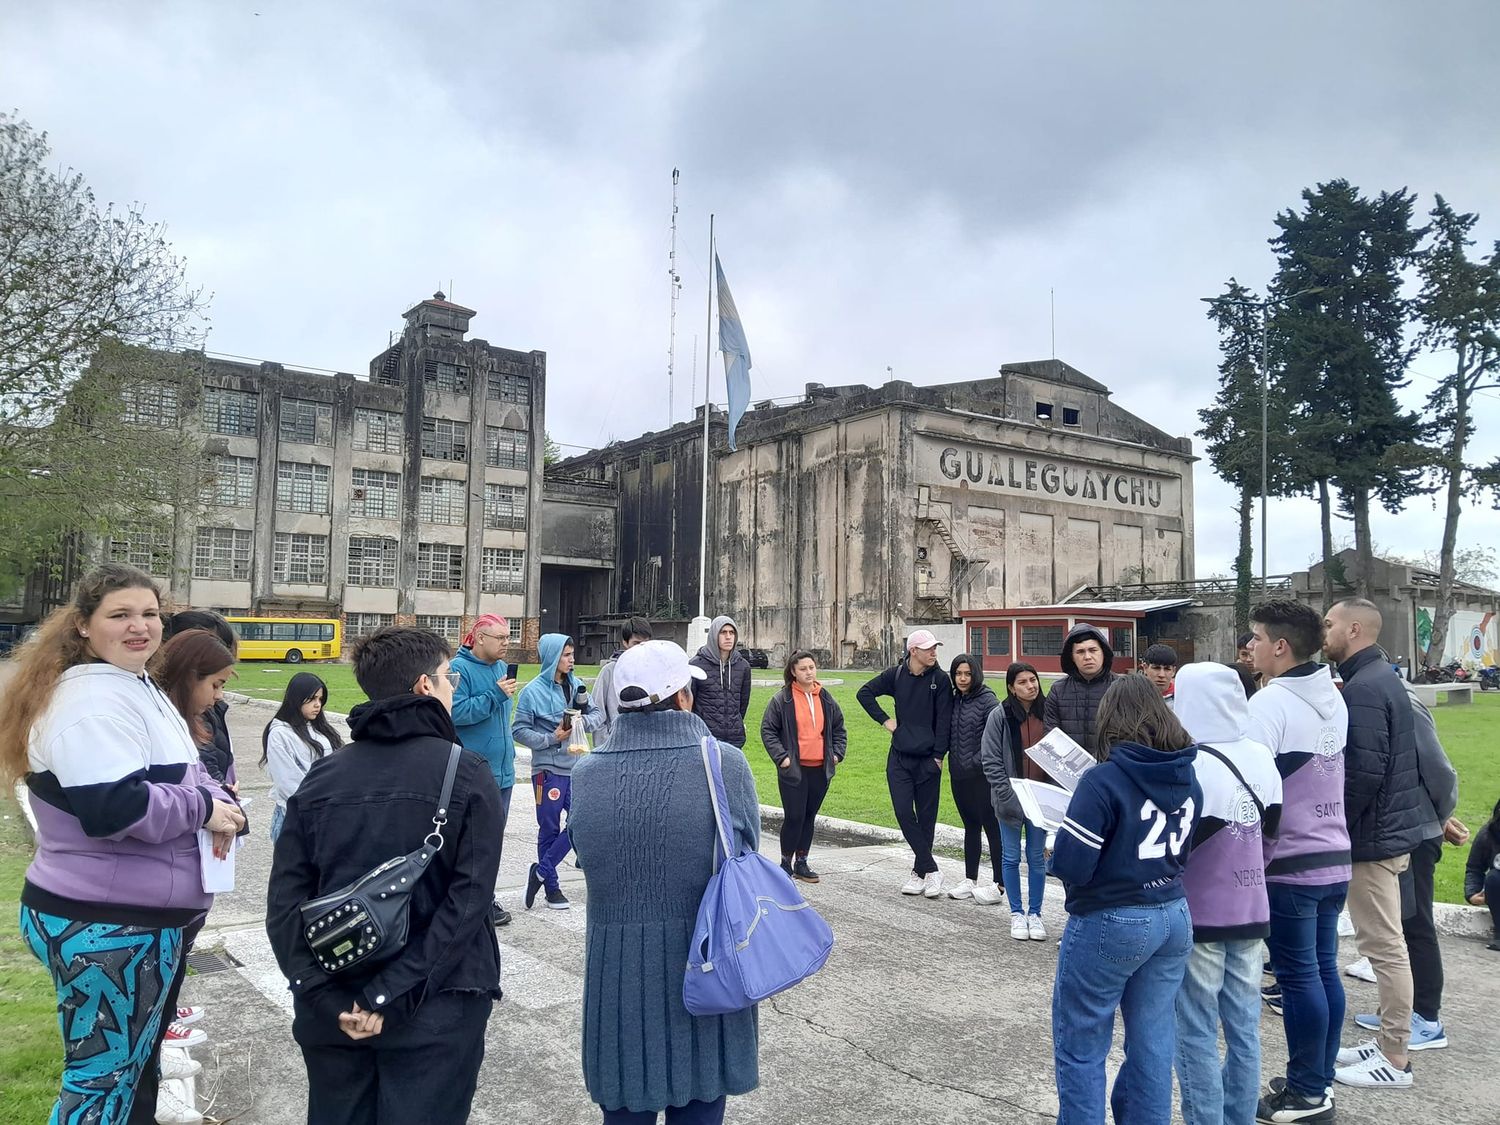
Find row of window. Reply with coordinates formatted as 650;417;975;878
193;386;534;452
155;525;525;591
348;612;519;647
202;457;527;525
966;624;1134;659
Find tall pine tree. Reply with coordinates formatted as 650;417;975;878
1413;195;1500;666
1269;180;1425;600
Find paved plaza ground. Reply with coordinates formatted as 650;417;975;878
176;697;1500;1124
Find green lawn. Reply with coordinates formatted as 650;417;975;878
0;804;63;1120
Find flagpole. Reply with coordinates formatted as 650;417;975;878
698;214;714;622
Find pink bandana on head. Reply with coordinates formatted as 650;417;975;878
462;613;508;649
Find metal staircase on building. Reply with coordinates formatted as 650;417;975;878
915;515;989;620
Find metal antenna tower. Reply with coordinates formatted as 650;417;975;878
667;168;683;425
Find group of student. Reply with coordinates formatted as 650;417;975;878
853;604;1497;1125
8;562;1500;1125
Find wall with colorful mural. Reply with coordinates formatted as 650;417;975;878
1416;607;1498;666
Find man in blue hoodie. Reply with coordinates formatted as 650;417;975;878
451;614;519;926
513;633;602;910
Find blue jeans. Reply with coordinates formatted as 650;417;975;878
1053;898;1193;1125
1000;820;1047;915
270;802;286;842
1174;938;1262;1125
1265;880;1347;1097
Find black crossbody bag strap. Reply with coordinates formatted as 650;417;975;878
423;743;465;852
1197;744;1266;822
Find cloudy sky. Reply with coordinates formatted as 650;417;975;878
7;1;1499;580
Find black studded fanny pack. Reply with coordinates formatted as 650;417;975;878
299;743;463;975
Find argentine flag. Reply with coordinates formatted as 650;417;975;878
715;254;752;451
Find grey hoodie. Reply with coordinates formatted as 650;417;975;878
689;614;753;745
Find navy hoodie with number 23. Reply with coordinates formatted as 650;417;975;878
1049;740;1202;916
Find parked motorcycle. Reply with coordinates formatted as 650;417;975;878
1478;666;1500;691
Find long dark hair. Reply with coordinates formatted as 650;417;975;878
261;672;343;765
154;630;236;745
949;653;980;696
1093;673;1194;759
784;649;816;689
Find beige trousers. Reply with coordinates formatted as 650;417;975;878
1348;854;1413;1063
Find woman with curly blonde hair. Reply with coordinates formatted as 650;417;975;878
1;564;243;1124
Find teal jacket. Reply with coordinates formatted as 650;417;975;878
450;645;516;789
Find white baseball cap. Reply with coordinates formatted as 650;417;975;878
614;640;708;710
906;629;942;651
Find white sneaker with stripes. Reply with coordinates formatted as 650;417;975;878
1334;1044;1412;1089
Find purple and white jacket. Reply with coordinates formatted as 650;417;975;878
22;663;229;927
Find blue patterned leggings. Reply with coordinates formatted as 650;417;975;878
19;906;183;1125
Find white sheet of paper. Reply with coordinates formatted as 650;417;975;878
1022;729;1097;793
1013;779;1076;833
199;829;236;893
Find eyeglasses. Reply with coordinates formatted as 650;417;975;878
415;668;462;691
475;632;506;643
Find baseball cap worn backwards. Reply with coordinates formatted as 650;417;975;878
906;629;941;651
614;640;708;709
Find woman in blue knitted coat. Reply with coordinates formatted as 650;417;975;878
570;640;762;1124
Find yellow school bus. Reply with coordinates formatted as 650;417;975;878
227;617;342;663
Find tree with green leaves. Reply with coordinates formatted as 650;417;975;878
1412;195;1500;666
543;432;562;466
1269;179;1426;601
1198;279;1298;634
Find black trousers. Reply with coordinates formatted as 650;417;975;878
128;912;206;1125
887;751;941;876
1487;868;1500;938
1400;835;1444;1020
950;771;1002;883
298;991;493;1125
778;767;831;857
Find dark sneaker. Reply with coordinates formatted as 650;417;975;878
545;886;571;910
525;863;543;910
792;858;820;883
491;903;512;927
1256;1084;1334;1123
1262;982;1283;1018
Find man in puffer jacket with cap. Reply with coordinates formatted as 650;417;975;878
1044;622;1122;758
690;615;753;745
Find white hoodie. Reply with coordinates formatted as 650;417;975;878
1247;663;1351;886
1174;663;1283;940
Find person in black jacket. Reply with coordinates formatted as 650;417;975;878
761;650;847;883
856;629;953;897
946;654;1003;904
163;609;241;787
1043;623;1121;758
1464;796;1500;950
266;626;503;1125
690;614;753;745
1322;598;1423;1090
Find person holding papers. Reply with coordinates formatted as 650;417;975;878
1044;623;1122;758
981;662;1053;938
1049;675;1202;1125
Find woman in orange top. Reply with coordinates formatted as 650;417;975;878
761;650;848;883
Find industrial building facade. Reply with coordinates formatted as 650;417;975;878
551;360;1195;667
93;294;549;649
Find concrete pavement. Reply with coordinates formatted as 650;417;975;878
181;696;1500;1124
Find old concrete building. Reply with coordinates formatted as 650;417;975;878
96;293;547;649
549;360;1195;666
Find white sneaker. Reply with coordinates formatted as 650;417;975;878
1334;1046;1412;1089
1027;915;1048;941
922;871;944;898
1337;910;1355;937
1344;956;1377;983
1010;913;1030;940
948;878;975;900
159;1048;201;1080
972;882;1005;906
1335;1040;1381;1066
900;873;925;895
155;1077;203;1124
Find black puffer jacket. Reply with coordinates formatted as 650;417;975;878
948;655;999;778
1042;623;1121;758
1339;645;1425;863
197;699;235;784
689;615;753;746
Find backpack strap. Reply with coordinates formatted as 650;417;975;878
1196;744;1266;822
699;736;736;872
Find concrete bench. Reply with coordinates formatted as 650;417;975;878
1410;681;1477;708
